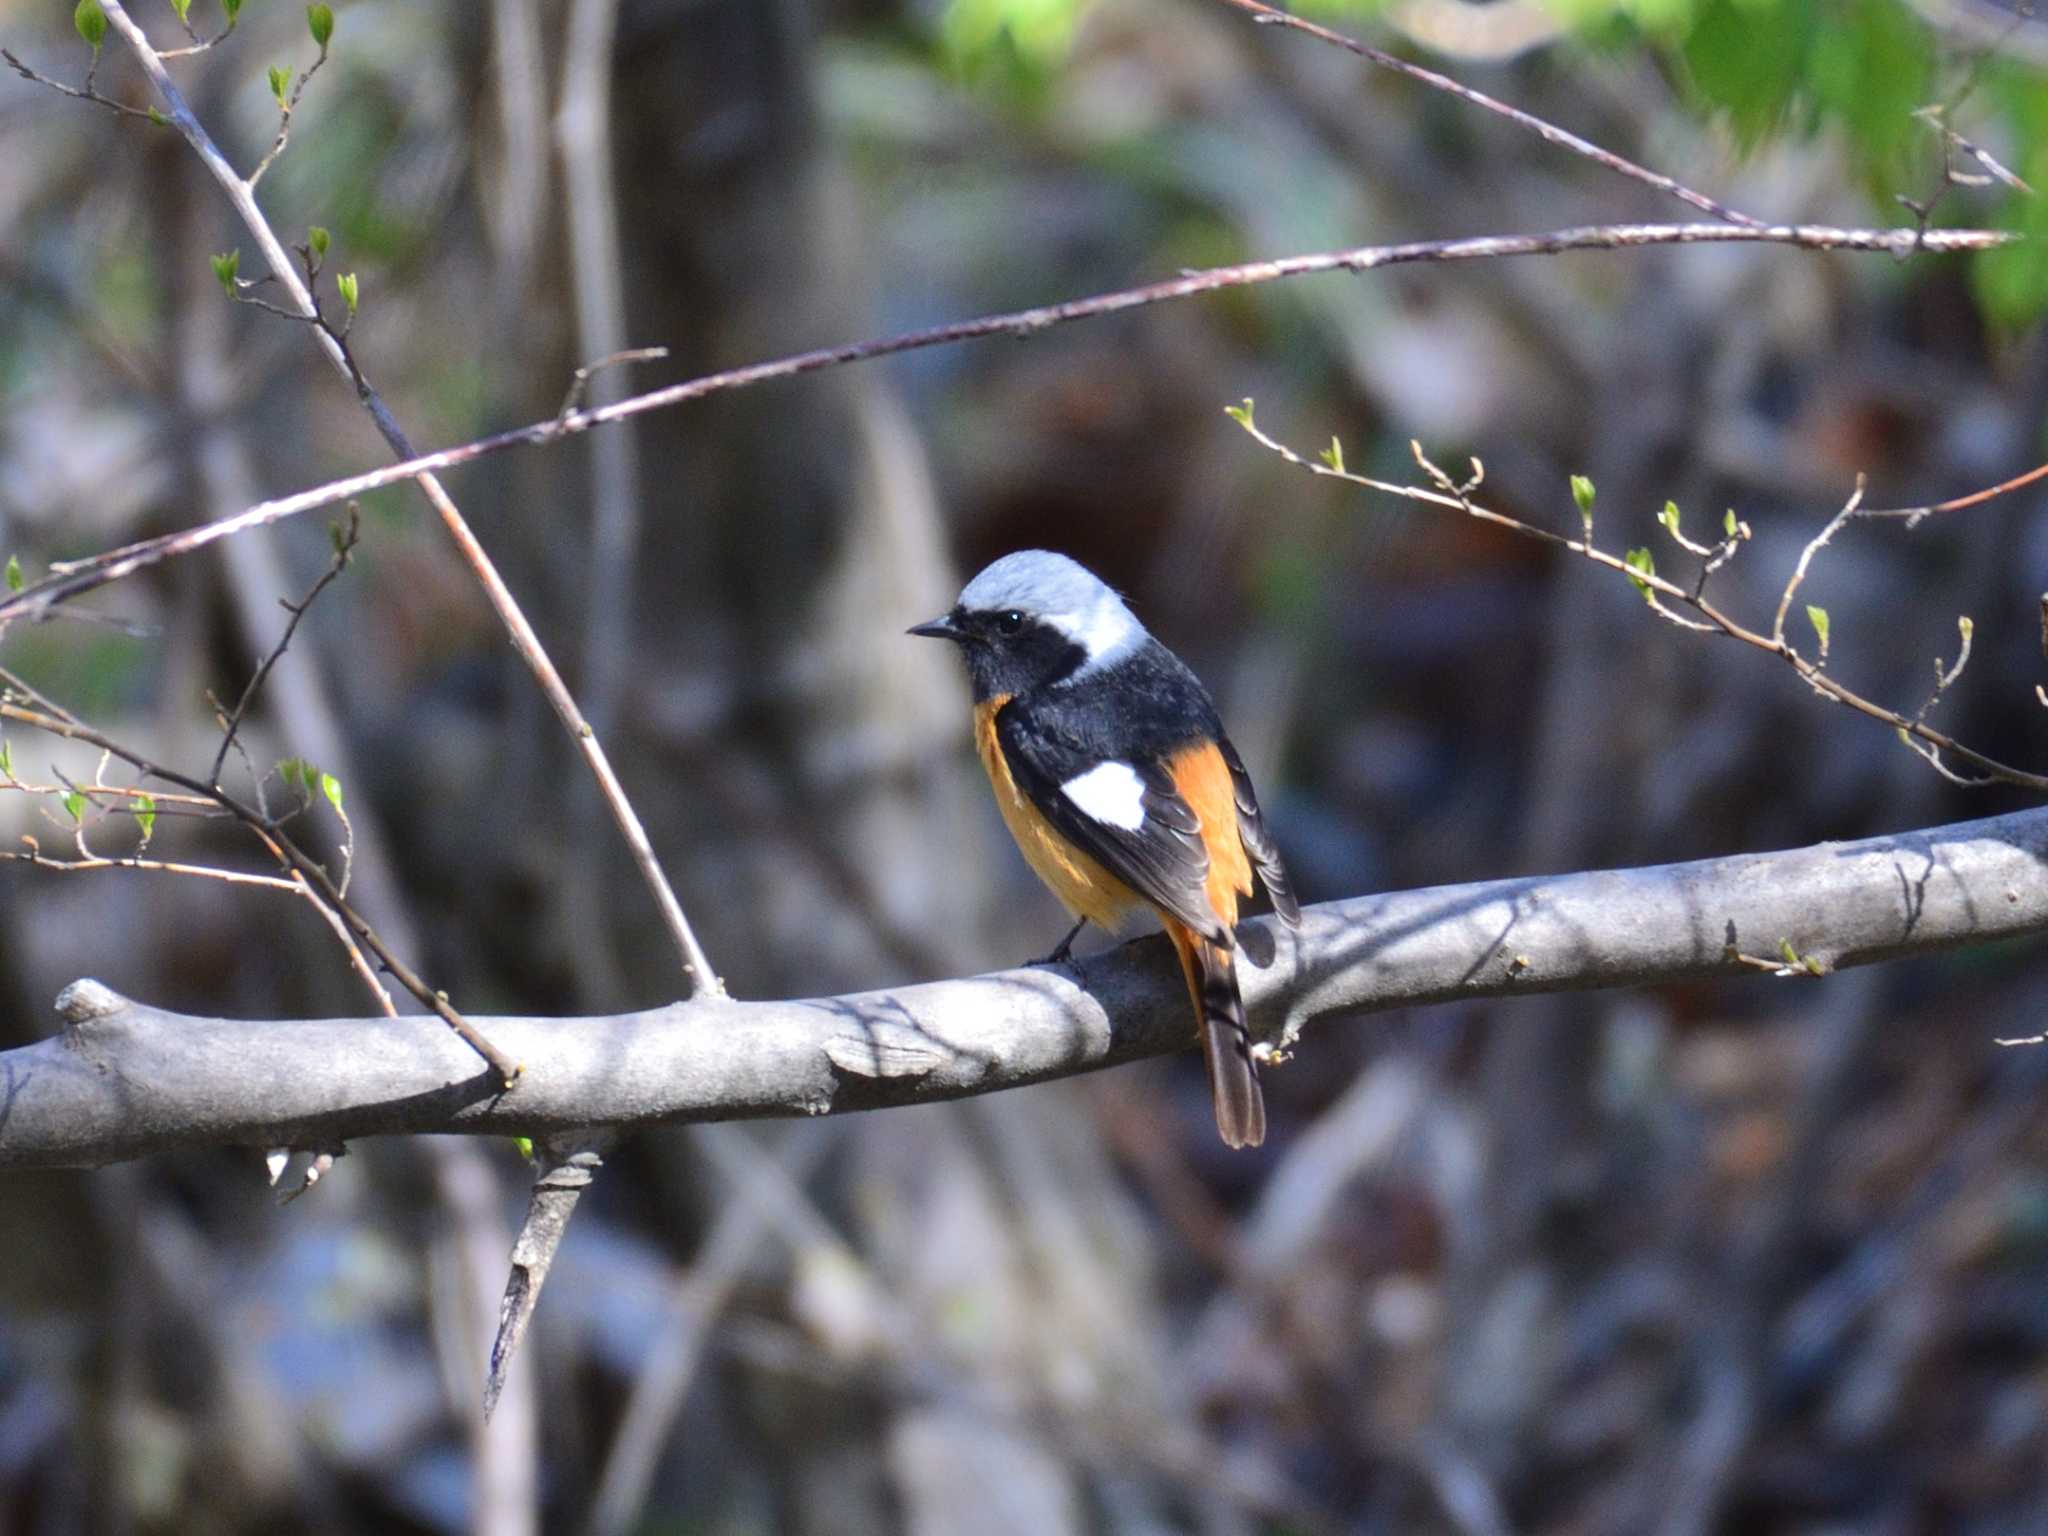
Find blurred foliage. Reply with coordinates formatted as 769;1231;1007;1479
938;0;2047;321
939;0;1090;78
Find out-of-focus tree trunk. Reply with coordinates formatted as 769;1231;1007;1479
578;0;993;1001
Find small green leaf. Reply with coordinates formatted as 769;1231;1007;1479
171;0;192;23
210;249;240;298
328;519;348;556
319;771;343;814
1807;604;1830;653
278;757;305;792
1623;546;1656;599
74;0;107;52
267;64;290;107
1723;508;1739;539
1570;474;1596;517
147;105;167;128
134;793;156;842
0;739;13;780
308;225;330;258
512;1136;535;1162
1778;938;1801;969
1223;398;1254;429
1658;500;1682;536
5;554;21;593
222;0;243;22
1319;437;1345;474
62;790;85;824
336;271;358;315
307;4;333;48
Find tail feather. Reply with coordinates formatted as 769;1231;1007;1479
1167;922;1266;1150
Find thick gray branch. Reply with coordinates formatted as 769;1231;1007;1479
6;806;2047;1169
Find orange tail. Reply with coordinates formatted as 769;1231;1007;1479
1166;921;1265;1150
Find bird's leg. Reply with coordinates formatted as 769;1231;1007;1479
1038;915;1088;966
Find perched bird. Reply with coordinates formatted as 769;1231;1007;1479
911;550;1300;1148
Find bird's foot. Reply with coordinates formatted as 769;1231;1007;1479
1037;916;1088;966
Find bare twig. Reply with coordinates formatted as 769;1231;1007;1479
1214;0;1763;227
557;347;670;425
1234;413;2048;794
86;0;721;1001
1855;458;2048;525
0;699;522;1084
484;1136;610;1422
247;35;331;190
0;45;157;121
0;775;217;817
0;222;2008;634
1899;618;1995;786
209;507;359;787
1772;477;1865;648
157;4;235;59
2;844;303;892
1931;117;2034;195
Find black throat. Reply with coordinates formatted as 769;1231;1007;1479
959;616;1088;702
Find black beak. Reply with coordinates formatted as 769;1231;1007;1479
908;613;960;641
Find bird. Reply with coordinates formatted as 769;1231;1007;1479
910;550;1301;1149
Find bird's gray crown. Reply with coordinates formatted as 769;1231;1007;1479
956;550;1147;677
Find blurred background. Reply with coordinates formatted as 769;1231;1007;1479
3;0;2048;1530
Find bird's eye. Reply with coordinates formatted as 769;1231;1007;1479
996;610;1025;635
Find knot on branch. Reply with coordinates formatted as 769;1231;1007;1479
822;1023;946;1079
55;978;128;1027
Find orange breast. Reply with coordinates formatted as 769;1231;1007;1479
974;697;1143;932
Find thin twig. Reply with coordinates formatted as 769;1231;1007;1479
209;506;358;787
2;845;303;892
88;0;722;1001
558;347;669;424
247;40;330;190
0;46;157;121
1233;412;2048;794
157;7;235;59
293;862;399;1020
1854;458;2048;525
1772;477;1865;647
483;1135;610;1422
0;699;523;1084
0;221;2009;634
0;781;220;816
0;664;84;727
1898;618;1996;786
1214;0;1763;227
1935;121;2034;195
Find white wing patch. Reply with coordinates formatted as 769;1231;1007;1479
1061;761;1147;830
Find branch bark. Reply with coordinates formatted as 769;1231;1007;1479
6;804;2047;1170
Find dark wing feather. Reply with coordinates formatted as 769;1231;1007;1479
995;707;1229;944
1218;736;1300;926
